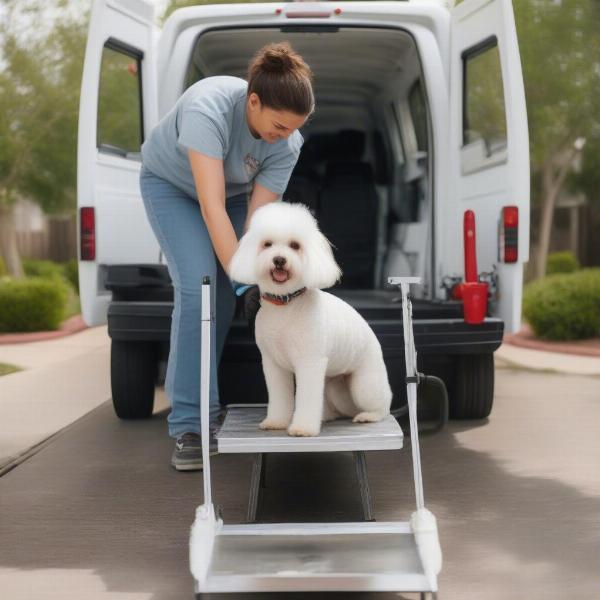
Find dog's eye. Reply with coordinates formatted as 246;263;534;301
263;241;273;248
290;241;300;251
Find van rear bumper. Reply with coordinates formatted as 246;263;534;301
107;301;504;355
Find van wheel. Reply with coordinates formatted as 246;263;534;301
450;353;494;419
111;340;157;419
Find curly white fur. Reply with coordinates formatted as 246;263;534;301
229;201;392;437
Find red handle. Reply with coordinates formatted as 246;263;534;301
464;210;477;283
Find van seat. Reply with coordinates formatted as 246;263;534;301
283;138;322;213
318;160;378;289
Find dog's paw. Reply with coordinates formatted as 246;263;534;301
352;411;384;423
259;418;289;430
287;423;321;437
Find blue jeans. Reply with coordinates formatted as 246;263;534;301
139;166;248;437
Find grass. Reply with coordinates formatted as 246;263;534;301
0;363;22;377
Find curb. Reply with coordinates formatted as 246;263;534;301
0;315;88;345
504;324;600;358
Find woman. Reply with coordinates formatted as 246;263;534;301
139;42;314;470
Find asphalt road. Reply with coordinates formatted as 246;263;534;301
1;365;599;600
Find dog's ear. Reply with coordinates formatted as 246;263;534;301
228;230;258;285
303;229;342;290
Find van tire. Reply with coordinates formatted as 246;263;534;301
450;353;494;419
111;340;157;419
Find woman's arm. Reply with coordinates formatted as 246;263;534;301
188;148;239;274
244;182;280;233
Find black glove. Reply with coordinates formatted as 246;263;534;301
242;285;261;328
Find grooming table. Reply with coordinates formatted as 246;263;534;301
190;277;441;598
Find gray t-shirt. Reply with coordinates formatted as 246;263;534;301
141;76;303;199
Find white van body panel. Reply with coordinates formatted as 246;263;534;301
447;0;530;332
77;0;159;325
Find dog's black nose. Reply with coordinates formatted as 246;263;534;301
273;256;286;269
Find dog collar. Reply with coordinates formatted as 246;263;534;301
261;287;307;306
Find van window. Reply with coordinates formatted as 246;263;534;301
462;37;507;158
97;40;143;158
408;80;428;153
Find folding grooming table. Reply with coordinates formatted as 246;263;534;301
190;277;441;598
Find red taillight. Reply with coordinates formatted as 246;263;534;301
500;206;518;263
80;207;96;261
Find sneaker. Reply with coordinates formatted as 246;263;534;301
171;427;219;471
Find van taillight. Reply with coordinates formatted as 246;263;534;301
499;206;518;263
80;207;96;261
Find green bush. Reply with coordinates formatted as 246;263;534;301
546;251;580;275
523;268;600;340
23;258;64;281
61;258;79;293
0;256;6;277
0;278;69;332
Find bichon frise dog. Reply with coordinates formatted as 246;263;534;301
228;201;392;437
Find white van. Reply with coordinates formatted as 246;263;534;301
77;0;529;421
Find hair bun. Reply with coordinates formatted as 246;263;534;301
260;43;297;74
247;42;314;116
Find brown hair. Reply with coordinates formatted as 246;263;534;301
247;42;314;116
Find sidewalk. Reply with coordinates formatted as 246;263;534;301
0;326;111;472
497;323;600;376
495;343;600;376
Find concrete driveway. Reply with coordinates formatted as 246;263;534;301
0;364;599;600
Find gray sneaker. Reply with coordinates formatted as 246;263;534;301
171;427;219;471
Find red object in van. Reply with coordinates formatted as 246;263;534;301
464;210;477;283
462;281;489;324
460;209;488;322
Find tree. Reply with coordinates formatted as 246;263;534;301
514;0;600;278
0;0;88;277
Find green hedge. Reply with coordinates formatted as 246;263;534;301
22;258;79;293
546;251;580;275
23;258;65;281
523;268;600;340
0;278;69;332
61;258;79;293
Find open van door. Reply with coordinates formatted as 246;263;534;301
448;0;530;333
77;0;159;326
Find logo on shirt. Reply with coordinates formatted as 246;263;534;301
243;154;260;178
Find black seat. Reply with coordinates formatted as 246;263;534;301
318;142;379;289
284;140;321;213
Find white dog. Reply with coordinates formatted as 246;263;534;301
228;201;392;437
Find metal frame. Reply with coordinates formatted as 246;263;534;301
246;450;374;523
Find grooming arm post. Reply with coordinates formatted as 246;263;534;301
391;277;442;586
389;277;425;511
201;276;213;507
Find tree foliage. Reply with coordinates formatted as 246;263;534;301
516;1;600;194
0;0;88;214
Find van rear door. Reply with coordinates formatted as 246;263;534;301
77;0;159;326
448;0;529;332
